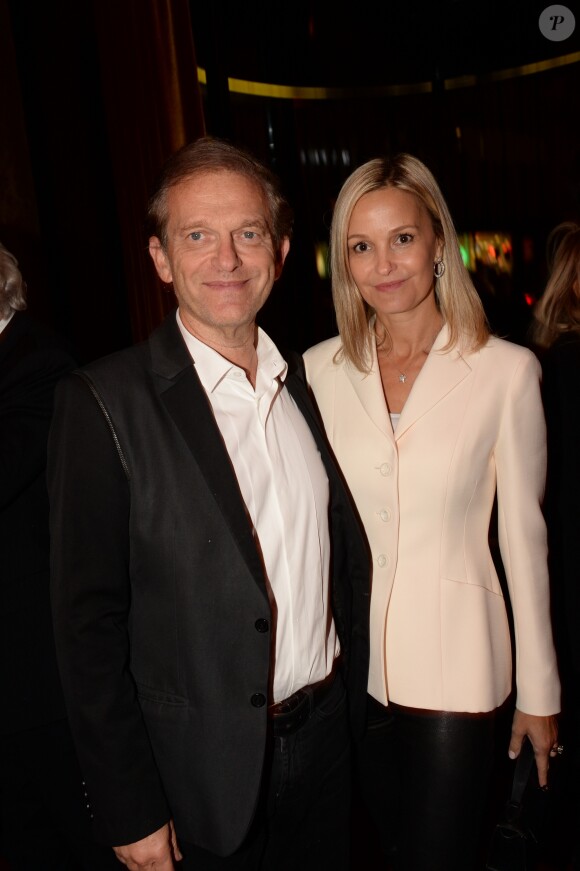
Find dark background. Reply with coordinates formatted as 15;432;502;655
1;0;579;360
1;3;578;868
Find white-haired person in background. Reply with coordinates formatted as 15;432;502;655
0;242;119;870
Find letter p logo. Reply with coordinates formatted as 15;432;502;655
539;5;576;41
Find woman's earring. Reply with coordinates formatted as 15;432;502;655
434;259;445;278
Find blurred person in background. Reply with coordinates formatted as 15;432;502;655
531;220;580;870
0;242;119;870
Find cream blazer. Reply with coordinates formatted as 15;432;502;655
304;325;560;715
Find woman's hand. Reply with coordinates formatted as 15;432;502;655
509;708;559;787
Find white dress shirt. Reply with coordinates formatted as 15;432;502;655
0;311;15;334
177;311;339;703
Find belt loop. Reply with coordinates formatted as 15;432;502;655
268;669;338;737
302;681;317;719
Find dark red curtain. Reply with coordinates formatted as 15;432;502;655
93;0;206;343
0;0;206;358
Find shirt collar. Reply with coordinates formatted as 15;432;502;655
0;310;15;335
176;309;287;394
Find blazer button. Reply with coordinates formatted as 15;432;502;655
377;554;388;567
255;618;269;633
251;693;267;708
379;463;392;476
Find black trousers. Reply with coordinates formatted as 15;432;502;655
178;672;351;870
0;718;119;871
356;695;497;871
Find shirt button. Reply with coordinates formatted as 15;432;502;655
379;463;392;476
377;554;388;567
255;618;269;633
251;693;267;708
378;509;391;522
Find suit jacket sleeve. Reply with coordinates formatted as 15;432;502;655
48;372;171;846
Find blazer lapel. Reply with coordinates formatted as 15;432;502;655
344;346;393;441
395;324;473;440
338;323;473;443
148;314;267;588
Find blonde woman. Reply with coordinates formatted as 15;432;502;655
532;221;580;349
303;154;560;870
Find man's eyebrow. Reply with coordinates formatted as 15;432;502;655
235;218;270;230
176;217;270;233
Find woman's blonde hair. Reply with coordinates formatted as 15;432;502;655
531;222;580;349
329;154;489;371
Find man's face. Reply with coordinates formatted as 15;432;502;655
149;170;289;339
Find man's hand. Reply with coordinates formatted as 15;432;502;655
509;708;559;787
113;821;182;869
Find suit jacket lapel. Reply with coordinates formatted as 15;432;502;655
284;352;325;441
148;314;267;588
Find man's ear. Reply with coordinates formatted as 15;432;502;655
148;237;173;284
275;237;291;280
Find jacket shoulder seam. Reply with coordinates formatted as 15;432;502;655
75;371;131;481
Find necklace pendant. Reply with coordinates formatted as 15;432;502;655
398;373;407;383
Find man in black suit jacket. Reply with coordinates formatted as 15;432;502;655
0;243;120;870
48;138;370;870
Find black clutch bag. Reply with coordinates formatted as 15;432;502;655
486;738;539;871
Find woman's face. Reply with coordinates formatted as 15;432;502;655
347;186;442;321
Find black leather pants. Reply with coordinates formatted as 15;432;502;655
356;695;496;871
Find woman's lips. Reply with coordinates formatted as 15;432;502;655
375;279;405;291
